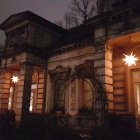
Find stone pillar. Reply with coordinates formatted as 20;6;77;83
36;69;46;113
75;79;79;114
104;49;113;111
113;51;127;113
0;70;11;110
15;63;32;122
46;73;52;112
94;44;113;112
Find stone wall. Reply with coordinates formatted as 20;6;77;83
0;71;11;109
28;23;60;48
113;55;127;114
47;43;113;113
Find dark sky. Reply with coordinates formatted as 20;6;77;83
0;0;72;46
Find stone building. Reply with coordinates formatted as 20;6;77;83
0;0;140;127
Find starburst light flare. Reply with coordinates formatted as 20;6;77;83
122;52;138;67
11;76;19;83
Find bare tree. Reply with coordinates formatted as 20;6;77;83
56;0;96;29
64;11;79;29
69;0;95;23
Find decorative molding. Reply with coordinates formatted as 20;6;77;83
47;39;93;57
74;59;95;77
49;65;71;82
94;38;106;51
49;59;107;126
32;68;39;82
119;19;136;33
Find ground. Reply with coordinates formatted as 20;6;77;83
0;112;140;140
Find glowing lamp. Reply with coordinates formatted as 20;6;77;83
11;76;19;83
122;52;138;67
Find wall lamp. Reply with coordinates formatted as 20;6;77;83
11;75;19;83
123;52;138;67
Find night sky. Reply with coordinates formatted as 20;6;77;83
0;0;72;46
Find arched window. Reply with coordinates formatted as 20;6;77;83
29;83;37;112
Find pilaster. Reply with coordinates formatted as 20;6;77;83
0;70;11;109
15;63;32;122
94;42;113;111
36;68;46;113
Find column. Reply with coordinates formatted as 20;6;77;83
36;69;46;113
94;45;113;112
15;63;32;122
113;53;127;113
46;72;54;112
104;50;113;111
0;70;11;110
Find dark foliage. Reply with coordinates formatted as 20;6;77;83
78;106;93;116
91;113;140;140
0;112;140;140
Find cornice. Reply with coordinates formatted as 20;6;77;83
1;44;46;59
47;38;94;57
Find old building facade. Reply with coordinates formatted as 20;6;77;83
0;0;140;127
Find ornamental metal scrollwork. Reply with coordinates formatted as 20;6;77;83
49;65;71;109
49;60;108;127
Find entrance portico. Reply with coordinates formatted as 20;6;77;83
0;51;47;121
107;32;140;127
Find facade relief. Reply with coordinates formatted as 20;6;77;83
49;60;107;123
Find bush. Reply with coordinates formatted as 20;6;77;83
78;106;93;116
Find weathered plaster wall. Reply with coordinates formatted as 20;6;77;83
46;43;113;113
113;57;127;114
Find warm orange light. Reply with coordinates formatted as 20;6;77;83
123;52;138;67
11;76;19;83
